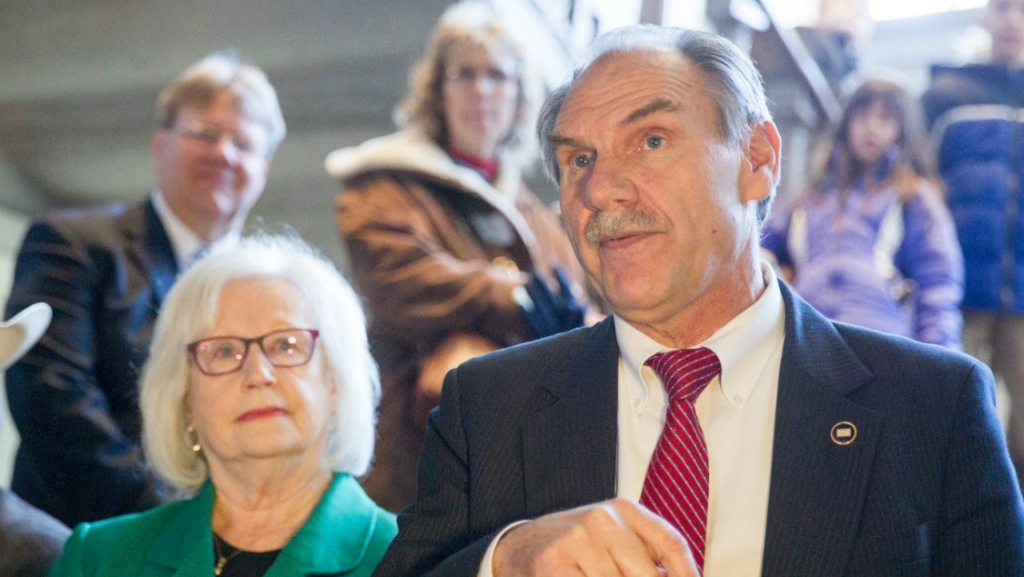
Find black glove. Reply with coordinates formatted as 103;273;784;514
517;266;587;340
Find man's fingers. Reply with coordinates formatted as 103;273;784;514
619;500;700;577
657;544;699;577
574;504;665;577
494;500;699;577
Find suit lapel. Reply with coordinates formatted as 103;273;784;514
123;198;178;305
761;283;883;576
521;318;620;516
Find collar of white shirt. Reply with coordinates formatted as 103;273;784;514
613;263;786;576
615;263;785;411
151;190;240;268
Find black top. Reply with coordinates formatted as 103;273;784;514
214;533;281;577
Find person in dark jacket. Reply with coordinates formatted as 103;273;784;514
3;52;285;526
377;24;1024;577
921;0;1024;482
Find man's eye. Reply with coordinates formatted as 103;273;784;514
197;128;221;144
572;154;591;169
644;136;664;150
231;138;254;153
485;68;510;83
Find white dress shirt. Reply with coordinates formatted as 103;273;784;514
615;264;785;575
480;264;786;576
151;190;239;268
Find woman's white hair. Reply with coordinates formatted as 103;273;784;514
139;233;380;493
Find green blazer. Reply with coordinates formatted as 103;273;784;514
49;473;397;576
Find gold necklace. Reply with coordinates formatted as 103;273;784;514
213;533;245;576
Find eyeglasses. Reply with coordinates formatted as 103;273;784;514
444;65;516;88
187;328;320;376
172;122;264;157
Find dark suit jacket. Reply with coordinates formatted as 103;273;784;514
376;282;1024;576
4;198;178;527
0;488;70;577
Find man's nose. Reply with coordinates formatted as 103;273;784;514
579;156;638;211
211;136;242;165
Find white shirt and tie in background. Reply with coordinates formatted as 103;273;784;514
151;190;239;267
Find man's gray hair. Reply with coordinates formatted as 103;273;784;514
538;26;776;222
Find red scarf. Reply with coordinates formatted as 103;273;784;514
447;148;500;183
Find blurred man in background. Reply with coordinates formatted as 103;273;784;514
3;52;285;526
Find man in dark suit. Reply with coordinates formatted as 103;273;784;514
3;52;286;527
376;25;1024;576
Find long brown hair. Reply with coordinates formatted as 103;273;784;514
809;78;938;198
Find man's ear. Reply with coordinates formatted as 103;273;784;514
739;120;781;203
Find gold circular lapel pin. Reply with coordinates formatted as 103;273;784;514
830;421;857;446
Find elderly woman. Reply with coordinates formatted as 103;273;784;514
48;234;396;576
325;1;593;513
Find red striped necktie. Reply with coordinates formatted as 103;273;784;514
641;347;721;572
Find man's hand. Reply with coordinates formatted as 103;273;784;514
493;498;698;577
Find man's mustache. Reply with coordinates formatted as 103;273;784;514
584;209;664;246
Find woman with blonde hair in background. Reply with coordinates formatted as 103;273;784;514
326;1;593;512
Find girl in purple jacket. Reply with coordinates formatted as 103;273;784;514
762;78;964;349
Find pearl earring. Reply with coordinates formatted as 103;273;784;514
187;425;202;453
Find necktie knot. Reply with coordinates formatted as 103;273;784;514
187;244;211;267
646;347;721;403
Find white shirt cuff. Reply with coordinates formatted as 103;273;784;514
478;520;531;577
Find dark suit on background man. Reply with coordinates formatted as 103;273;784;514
5;199;177;526
3;52;285;527
378;283;1024;575
377;24;1024;577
